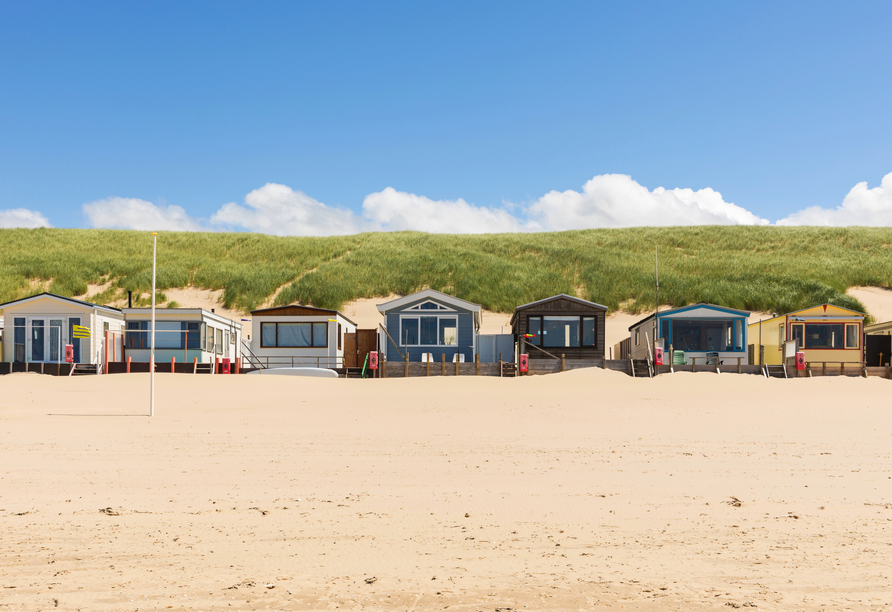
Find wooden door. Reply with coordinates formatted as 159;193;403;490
344;333;357;368
356;329;378;374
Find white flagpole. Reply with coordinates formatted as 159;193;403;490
150;232;157;418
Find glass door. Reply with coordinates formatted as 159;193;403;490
31;319;45;362
49;319;63;363
68;318;82;363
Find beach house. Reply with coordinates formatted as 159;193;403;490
0;293;125;368
121;307;242;370
378;289;480;364
510;294;607;363
865;320;892;367
748;304;864;367
629;304;750;365
248;305;357;369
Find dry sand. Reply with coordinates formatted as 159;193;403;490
2;370;892;611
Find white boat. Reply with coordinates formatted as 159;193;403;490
246;367;339;378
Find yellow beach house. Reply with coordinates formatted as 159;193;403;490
748;304;864;367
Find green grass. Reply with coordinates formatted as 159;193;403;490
1;226;890;316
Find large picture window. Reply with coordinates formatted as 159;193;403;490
799;323;850;349
260;322;328;348
526;315;598;348
401;316;458;346
127;321;204;350
671;320;736;352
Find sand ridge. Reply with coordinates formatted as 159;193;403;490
2;370;892;610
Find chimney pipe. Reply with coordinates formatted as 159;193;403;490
128;290;132;308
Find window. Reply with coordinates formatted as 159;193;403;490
337;323;342;350
439;318;457;345
671;320;737;352
791;324;804;349
634;328;640;346
660;319;670;345
127;321;202;350
206;326;215;353
401;318;419;345
13;318;25;362
216;328;223;354
186;322;202;350
778;324;784;350
526;315;597;348
126;321;149;349
419;302;440;310
846;324;859;349
582;317;596;347
804;323;844;349
260;322;328;348
402;315;458;346
420;316;438;345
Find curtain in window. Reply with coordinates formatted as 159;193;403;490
420;316;438;345
439;318;457;345
312;322;327;347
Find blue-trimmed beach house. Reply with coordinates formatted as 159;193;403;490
628;303;750;364
377;289;481;364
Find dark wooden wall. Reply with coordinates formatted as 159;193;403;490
512;297;606;360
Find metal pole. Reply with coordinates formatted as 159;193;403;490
150;232;157;417
654;246;659;374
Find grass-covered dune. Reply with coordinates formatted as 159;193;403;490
1;227;890;315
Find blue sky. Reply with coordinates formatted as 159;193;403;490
1;1;891;233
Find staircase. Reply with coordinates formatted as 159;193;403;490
194;362;214;374
69;364;99;376
240;339;265;371
341;367;365;379
500;361;517;377
764;364;787;379
630;359;653;378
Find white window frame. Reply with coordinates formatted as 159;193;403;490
400;314;459;347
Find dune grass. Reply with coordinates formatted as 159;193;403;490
1;226;890;316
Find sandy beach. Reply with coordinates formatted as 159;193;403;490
2;369;891;611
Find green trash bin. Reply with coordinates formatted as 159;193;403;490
672;350;686;365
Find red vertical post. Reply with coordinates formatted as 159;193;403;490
126;356;131;373
235;358;241;374
104;331;109;374
171;356;175;373
216;356;220;374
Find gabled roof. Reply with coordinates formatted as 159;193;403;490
750;303;866;325
377;289;481;328
0;292;123;316
509;294;607;325
629;303;751;331
250;304;356;326
377;289;481;313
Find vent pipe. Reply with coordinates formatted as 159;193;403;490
128;291;132;308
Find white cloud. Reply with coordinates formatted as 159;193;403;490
777;172;892;226
83;197;204;231
362;187;528;233
526;174;769;230
0;208;52;229
210;183;368;237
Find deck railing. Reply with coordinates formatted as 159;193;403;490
243;356;346;369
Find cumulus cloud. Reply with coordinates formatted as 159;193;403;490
83;197;205;231
0;208;52;229
526;174;769;229
362;187;528;233
210;183;368;237
777;172;892;226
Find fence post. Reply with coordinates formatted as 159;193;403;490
737;356;741;374
104;331;109;374
455;355;460;376
561;353;565;372
692;357;696;373
193;357;198;374
126;356;131;374
405;356;409;378
441;352;446;376
426;354;430;377
381;353;386;378
171;356;175;373
476;353;480;376
499;353;503;378
216;356;220;374
235;357;241;374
